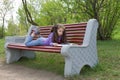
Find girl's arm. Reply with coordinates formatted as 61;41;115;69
48;33;58;46
48;33;54;46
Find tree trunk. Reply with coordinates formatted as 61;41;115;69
1;17;5;38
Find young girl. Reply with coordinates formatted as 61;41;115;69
25;24;67;46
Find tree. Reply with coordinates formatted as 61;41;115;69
19;0;70;26
61;0;120;40
77;0;120;40
17;6;29;32
22;0;38;26
7;18;18;36
0;0;13;38
39;0;67;25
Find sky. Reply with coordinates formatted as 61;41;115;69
0;0;22;26
9;0;22;23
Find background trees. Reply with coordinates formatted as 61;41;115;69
0;0;13;38
79;0;120;40
1;0;120;40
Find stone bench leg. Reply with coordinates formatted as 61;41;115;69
5;36;36;64
5;48;35;64
64;55;95;77
61;46;98;77
64;56;85;77
6;48;22;64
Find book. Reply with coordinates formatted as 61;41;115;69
57;43;78;46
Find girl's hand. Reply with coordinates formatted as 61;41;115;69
52;43;59;46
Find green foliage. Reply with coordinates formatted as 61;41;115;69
112;20;120;39
18;23;28;36
61;0;120;40
6;20;18;36
0;27;3;38
17;6;30;32
0;38;5;58
0;0;13;38
39;0;66;25
80;0;120;40
17;0;120;39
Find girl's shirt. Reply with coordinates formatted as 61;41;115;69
41;32;61;46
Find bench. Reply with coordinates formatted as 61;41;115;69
5;19;99;77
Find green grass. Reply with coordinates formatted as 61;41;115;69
0;39;120;80
0;38;5;59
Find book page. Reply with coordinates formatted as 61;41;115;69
57;43;78;46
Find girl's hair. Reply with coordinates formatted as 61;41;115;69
51;24;67;44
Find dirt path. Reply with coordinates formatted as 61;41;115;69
0;59;64;80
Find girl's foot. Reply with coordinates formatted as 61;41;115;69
31;31;35;37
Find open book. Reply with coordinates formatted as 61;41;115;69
57;43;78;46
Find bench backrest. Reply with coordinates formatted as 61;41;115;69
34;23;87;45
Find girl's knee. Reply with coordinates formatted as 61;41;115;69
25;42;31;47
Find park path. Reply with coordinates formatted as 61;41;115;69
0;59;64;80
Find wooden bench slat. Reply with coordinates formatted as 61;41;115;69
66;28;86;31
8;44;61;53
8;46;61;53
8;43;61;49
40;29;85;34
40;27;86;31
39;23;87;29
67;40;83;44
63;23;87;26
67;37;83;39
40;32;85;36
39;33;84;37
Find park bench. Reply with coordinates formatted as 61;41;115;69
5;19;99;77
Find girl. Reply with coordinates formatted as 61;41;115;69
25;24;67;46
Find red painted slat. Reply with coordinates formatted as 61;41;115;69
39;27;86;31
7;44;61;53
8;43;61;49
66;28;86;31
64;23;87;26
8;46;61;53
67;39;83;43
67;37;83;40
66;31;85;34
40;29;85;34
65;25;86;28
40;32;85;36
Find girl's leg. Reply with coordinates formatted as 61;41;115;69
25;36;44;47
24;25;38;43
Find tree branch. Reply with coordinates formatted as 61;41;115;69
22;0;39;26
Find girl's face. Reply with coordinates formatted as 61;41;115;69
57;28;64;36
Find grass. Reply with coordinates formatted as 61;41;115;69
0;39;120;80
0;38;5;59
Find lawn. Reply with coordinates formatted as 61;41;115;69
0;39;120;80
0;38;5;59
